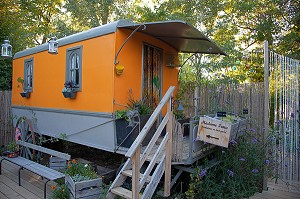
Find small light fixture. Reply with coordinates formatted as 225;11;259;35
115;64;124;75
177;102;184;112
1;39;13;58
172;98;184;112
48;37;58;54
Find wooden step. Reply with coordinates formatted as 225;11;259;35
122;170;152;183
111;187;133;199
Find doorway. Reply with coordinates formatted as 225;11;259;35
142;44;162;110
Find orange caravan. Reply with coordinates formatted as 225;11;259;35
12;20;225;155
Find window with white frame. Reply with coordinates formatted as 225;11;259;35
66;46;82;91
24;58;33;92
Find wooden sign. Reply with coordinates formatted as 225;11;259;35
197;116;232;148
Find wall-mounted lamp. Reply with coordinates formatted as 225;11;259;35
115;64;124;76
48;37;58;54
1;39;13;58
172;98;184;112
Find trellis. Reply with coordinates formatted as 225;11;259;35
267;42;300;185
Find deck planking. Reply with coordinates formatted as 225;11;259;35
249;179;300;199
0;158;56;199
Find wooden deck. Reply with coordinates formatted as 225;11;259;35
0;159;56;199
249;179;300;199
1;156;300;199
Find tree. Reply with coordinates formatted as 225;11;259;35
64;0;129;28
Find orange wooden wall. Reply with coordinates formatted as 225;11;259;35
12;29;178;114
113;29;179;112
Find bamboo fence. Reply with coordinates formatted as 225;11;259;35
180;82;265;133
0;90;13;147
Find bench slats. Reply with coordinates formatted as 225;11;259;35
16;140;71;160
24;162;65;181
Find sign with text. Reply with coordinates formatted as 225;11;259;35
197;116;232;148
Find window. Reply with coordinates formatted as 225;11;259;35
24;58;33;92
66;46;82;91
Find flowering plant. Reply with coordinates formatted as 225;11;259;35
186;128;273;199
65;159;98;182
62;81;75;92
50;184;69;199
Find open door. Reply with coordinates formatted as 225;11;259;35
142;44;162;110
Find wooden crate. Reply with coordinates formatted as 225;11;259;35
65;174;102;199
49;157;67;171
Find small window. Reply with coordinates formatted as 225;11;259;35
66;46;82;91
24;58;33;92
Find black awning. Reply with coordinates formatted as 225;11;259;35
118;20;226;56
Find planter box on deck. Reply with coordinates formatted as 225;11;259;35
49;157;67;171
65;174;102;199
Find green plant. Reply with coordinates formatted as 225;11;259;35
65;159;98;182
186;129;273;199
114;90;152;119
127;90;152;115
17;77;24;90
62;80;75;92
50;184;70;199
6;141;18;152
115;109;128;119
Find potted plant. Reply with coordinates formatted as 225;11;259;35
65;159;102;199
115;93;155;148
62;81;77;99
17;77;30;98
4;141;19;158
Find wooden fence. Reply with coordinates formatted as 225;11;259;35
0;90;13;147
180;82;265;133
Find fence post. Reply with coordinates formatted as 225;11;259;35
263;40;270;190
164;94;173;196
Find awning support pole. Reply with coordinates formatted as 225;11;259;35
114;24;146;65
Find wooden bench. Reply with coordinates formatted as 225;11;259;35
0;140;71;199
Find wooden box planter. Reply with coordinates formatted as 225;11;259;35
62;91;77;99
65;174;102;199
49;157;67;171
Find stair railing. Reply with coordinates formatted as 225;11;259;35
126;86;175;198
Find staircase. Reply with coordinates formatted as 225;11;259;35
107;86;175;199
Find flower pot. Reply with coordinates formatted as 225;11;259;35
7;151;19;158
62;91;77;99
65;174;102;199
115;114;157;148
20;92;30;98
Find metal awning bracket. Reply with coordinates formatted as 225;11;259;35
114;24;146;65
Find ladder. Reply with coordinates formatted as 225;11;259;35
107;86;175;199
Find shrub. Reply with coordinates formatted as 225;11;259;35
186;129;273;199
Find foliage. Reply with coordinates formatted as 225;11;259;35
0;60;12;90
115;109;128;119
114;90;152;119
186;129;274;199
64;0;128;27
65;159;98;182
62;80;75;92
127;91;152;116
49;184;70;199
6;141;18;152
